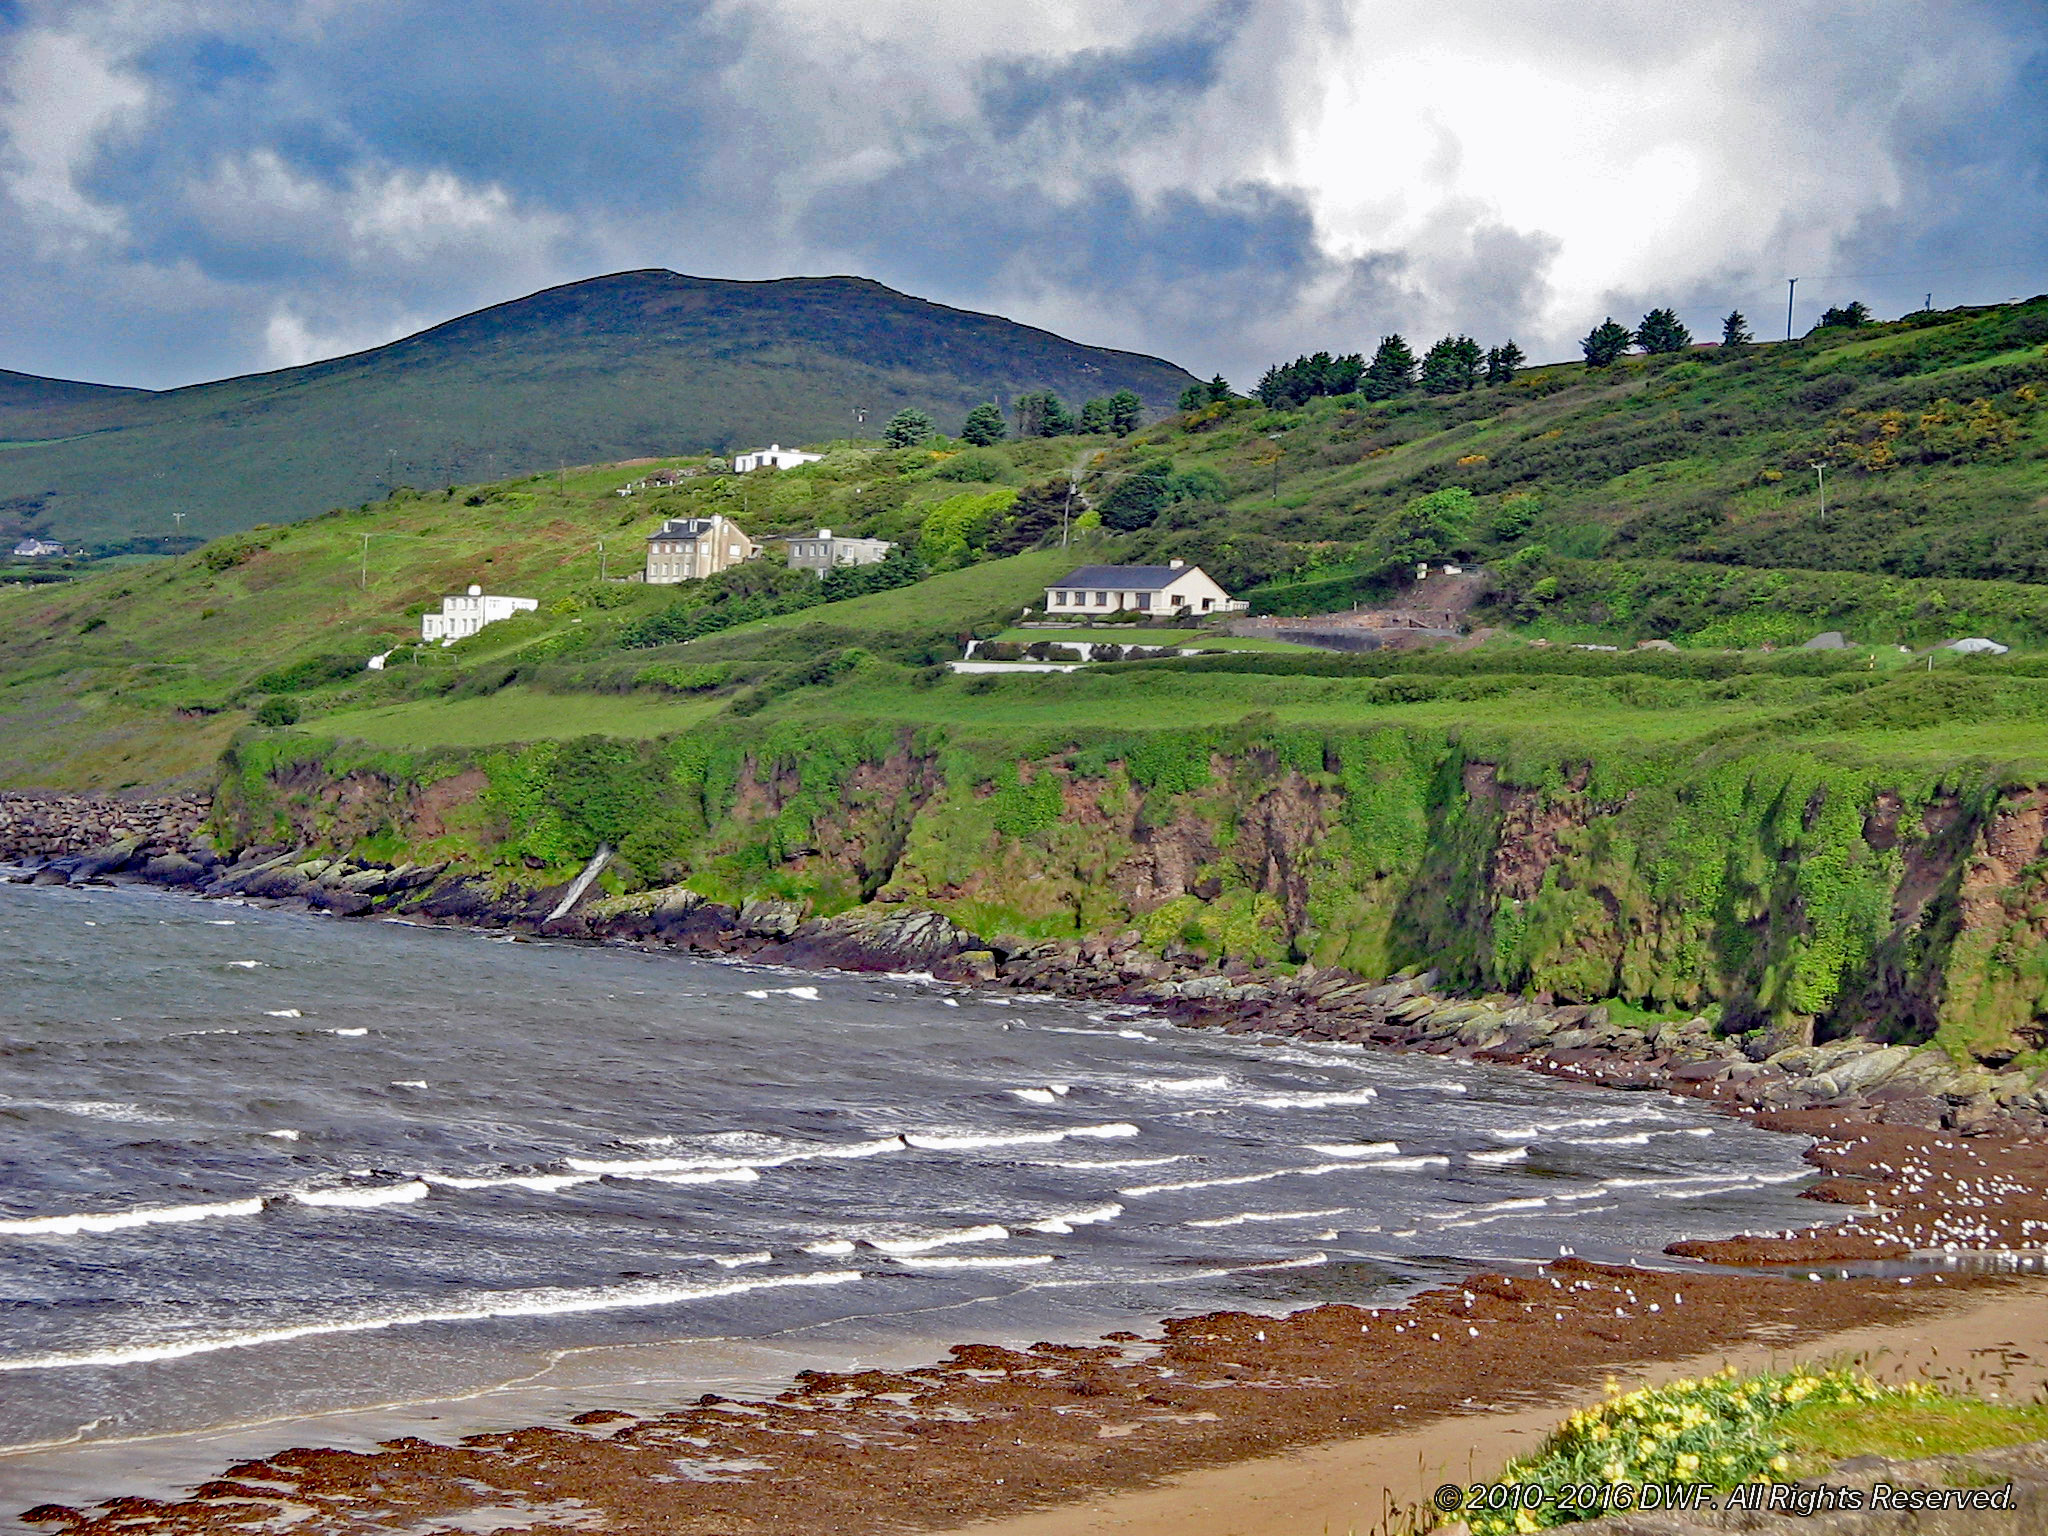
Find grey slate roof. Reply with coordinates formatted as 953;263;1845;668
647;518;716;540
1050;564;1189;590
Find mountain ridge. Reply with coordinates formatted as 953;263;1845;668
0;270;1198;545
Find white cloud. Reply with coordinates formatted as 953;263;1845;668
0;27;150;246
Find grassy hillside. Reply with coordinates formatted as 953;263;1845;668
14;300;2048;1059
0;270;1197;547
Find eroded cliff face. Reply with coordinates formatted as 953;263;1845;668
59;726;2048;1064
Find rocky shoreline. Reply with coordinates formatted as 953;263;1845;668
17;802;2048;1535
8;800;2044;1153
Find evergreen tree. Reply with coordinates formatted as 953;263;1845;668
1077;397;1112;433
1419;335;1483;394
1098;461;1172;531
882;407;934;448
1581;318;1633;367
1634;307;1692;354
1106;388;1144;436
1721;310;1753;347
1206;373;1234;403
960;402;1007;446
1014;390;1074;438
1817;301;1873;329
1178;383;1209;412
1484;340;1527;385
1362;334;1418;399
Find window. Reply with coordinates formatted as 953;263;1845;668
1137;593;1151;610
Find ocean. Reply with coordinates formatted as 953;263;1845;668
0;878;1823;1486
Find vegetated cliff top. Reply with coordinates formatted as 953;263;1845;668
0;271;1198;546
4;292;2048;795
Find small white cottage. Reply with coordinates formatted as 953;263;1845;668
1043;560;1242;617
421;585;538;645
733;443;824;472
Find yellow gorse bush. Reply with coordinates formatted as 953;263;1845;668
1468;1367;1934;1534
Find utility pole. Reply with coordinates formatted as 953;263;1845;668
1061;477;1076;548
1924;293;1933;314
1267;433;1284;500
1785;277;1798;341
170;512;185;532
1811;461;1829;527
359;532;372;589
597;539;607;582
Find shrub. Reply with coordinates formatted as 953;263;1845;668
253;695;301;727
1469;1367;1931;1533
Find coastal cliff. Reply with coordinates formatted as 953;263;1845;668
10;721;2048;1131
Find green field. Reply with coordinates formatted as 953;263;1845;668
306;687;727;748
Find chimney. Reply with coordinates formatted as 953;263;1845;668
819;527;832;539
1169;558;1185;569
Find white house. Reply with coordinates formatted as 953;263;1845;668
787;527;893;577
733;443;824;472
645;515;758;584
421;585;539;645
1044;560;1243;617
9;538;64;558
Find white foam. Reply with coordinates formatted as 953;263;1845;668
621;1167;762;1187
328;1027;368;1037
1567;1132;1652;1147
743;985;820;1001
1468;1146;1529;1164
52;1101;169;1123
868;1224;1009;1254
903;1123;1137;1151
1026;1202;1122;1234
206;919;236;925
293;1181;429;1209
1122;1162;1358;1196
0;1198;265;1238
264;1129;300;1142
894;1253;1054;1270
0;1270;867;1372
801;1238;858;1256
1138;1075;1229;1094
1308;1141;1402;1159
427;1172;599;1193
1234;1253;1327;1272
1026;1155;1186;1170
1010;1087;1068;1105
391;1080;428;1089
713;1251;773;1268
1185;1207;1348;1229
1356;1155;1451;1173
1248;1087;1379;1109
226;961;263;969
565;1135;904;1176
263;1009;303;1019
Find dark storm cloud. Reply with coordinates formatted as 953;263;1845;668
0;0;2044;390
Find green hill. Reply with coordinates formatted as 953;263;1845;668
0;271;1198;548
5;292;2048;796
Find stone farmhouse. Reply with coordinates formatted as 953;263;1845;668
645;515;757;585
733;443;824;472
1044;560;1243;618
787;527;893;577
422;585;538;644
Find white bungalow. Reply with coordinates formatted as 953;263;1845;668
1044;560;1243;617
422;585;539;645
733;443;824;472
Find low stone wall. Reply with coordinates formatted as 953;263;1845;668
0;792;211;863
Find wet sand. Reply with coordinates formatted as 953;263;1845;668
19;1106;2048;1535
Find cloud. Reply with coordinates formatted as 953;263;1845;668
0;0;2040;390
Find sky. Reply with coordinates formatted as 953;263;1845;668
1;0;2043;392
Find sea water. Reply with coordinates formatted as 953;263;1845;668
0;879;1822;1475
